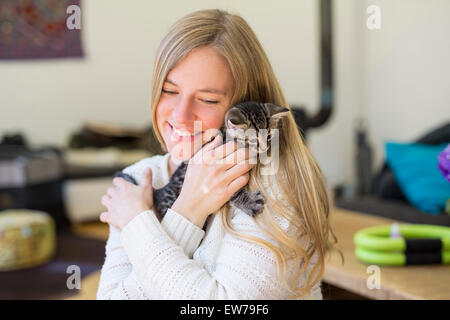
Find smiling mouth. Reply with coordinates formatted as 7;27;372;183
167;122;203;142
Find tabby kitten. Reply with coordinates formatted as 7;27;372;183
115;101;289;221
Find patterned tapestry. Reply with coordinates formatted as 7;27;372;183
0;0;83;59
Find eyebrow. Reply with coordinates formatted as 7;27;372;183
164;78;227;96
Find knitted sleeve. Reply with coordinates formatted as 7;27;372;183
118;208;313;299
96;156;205;300
96;224;148;299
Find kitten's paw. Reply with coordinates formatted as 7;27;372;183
246;190;266;217
230;189;266;217
115;171;138;185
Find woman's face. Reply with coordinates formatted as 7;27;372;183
156;46;234;161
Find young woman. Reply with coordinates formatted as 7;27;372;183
97;9;337;300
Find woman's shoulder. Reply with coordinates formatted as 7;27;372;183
122;153;170;186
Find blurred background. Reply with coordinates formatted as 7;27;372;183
0;0;449;300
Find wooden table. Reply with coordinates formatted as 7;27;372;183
69;208;450;300
324;208;450;300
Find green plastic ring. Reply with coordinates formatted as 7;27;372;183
353;224;450;266
354;224;450;252
355;246;450;266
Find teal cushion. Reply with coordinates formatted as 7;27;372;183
385;141;450;214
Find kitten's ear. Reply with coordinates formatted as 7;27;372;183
227;120;247;130
265;103;290;118
265;103;289;128
226;109;248;129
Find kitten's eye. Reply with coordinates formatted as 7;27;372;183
162;89;177;95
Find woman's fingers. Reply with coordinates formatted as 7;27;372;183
192;133;223;164
99;211;109;223
203;133;223;152
211;140;238;162
227;173;250;195
220;147;249;168
106;187;115;197
224;160;254;183
113;177;128;188
101;194;112;208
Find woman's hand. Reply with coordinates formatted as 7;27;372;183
99;168;153;230
172;134;254;228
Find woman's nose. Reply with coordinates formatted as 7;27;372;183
172;96;196;124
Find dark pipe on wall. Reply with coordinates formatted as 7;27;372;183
291;0;333;141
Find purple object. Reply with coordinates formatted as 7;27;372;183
437;144;450;182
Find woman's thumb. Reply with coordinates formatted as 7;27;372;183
141;168;152;188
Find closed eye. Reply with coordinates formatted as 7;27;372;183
162;89;218;104
202;99;219;104
162;89;177;95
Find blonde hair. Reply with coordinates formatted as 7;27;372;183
150;9;340;299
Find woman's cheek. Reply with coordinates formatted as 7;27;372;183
156;101;173;140
156;99;173;121
155;100;229;159
200;108;226;131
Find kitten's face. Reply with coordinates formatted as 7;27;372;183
224;102;289;153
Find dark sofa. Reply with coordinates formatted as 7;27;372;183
335;122;450;227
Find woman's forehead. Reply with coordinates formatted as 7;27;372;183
165;47;234;95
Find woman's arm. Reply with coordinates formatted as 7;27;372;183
96;224;148;299
98;138;267;299
96;208;206;299
96;157;206;299
118;207;309;299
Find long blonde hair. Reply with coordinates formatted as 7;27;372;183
150;9;339;299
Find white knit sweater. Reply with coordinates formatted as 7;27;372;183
96;153;322;300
